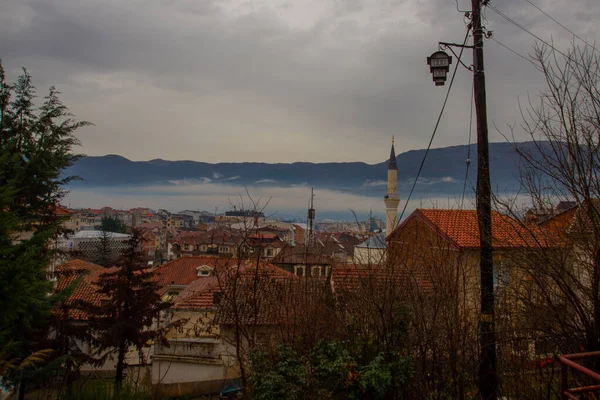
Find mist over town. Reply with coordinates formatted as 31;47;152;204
2;0;600;399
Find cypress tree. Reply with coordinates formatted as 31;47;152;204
0;62;89;395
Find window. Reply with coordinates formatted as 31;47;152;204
493;260;511;287
294;265;306;277
219;246;229;254
184;244;190;250
311;266;322;277
266;248;274;257
201;245;207;251
196;265;213;277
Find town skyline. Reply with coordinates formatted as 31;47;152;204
2;0;599;163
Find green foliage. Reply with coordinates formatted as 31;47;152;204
0;62;88;393
248;340;413;400
81;230;173;388
249;345;308;400
60;380;151;400
100;216;127;234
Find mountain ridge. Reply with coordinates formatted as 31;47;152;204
65;141;537;196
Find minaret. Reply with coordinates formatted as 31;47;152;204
384;136;400;237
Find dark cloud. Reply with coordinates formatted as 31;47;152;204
1;0;598;162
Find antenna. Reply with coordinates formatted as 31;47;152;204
308;187;316;248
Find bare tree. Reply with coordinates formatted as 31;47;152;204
492;43;600;396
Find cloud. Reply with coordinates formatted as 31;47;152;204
64;181;463;220
254;179;277;184
1;0;599;163
441;176;455;183
212;172;223;179
167;177;212;184
224;175;241;181
363;180;387;187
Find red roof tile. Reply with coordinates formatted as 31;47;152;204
332;264;433;295
55;259;106;320
154;256;235;289
393;208;548;249
171;261;293;311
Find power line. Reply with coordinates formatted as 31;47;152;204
489;37;544;73
487;3;600;81
398;29;470;223
524;0;600;55
460;79;474;210
487;4;568;58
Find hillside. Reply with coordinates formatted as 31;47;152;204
65;142;535;196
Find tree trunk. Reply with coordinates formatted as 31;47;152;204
17;374;25;400
115;338;127;391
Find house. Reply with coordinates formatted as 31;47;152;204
353;232;387;265
54;260;147;377
386;208;558;359
247;232;284;259
153;256;236;300
168;230;237;260
272;244;333;278
57;230;131;265
153;261;294;398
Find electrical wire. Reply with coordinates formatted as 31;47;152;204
460;79;475;210
486;3;600;81
489;37;544;73
397;29;470;224
487;4;565;56
524;0;600;55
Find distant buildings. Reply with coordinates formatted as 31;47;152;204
57;230;131;265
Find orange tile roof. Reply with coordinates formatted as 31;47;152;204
171;261;294;311
54;259;106;320
395;209;548;249
332;264;434;295
52;205;72;216
154;257;235;289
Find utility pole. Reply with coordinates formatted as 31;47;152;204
429;1;496;397
471;0;496;398
308;187;315;248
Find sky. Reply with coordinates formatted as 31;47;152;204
2;0;599;164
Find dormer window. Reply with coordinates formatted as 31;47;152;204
196;265;214;277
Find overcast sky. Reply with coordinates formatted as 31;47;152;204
2;0;599;163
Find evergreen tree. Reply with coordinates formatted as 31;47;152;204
0;62;89;395
94;227;113;267
100;216;127;234
83;229;172;389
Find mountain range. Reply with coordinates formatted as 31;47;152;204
65;142;535;197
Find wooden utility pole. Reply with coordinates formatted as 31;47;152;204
471;0;497;398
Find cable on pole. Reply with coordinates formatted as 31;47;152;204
489;37;544;73
398;29;470;223
487;3;600;81
524;0;600;55
460;79;475;210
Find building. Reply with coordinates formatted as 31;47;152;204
353;232;386;265
54;259;147;377
272;244;333;278
384;137;400;238
386;208;557;358
57;230;131;265
168;230;237;260
153;259;293;398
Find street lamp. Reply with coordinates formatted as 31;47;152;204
427;51;452;86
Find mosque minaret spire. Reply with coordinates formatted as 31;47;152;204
384;136;400;237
